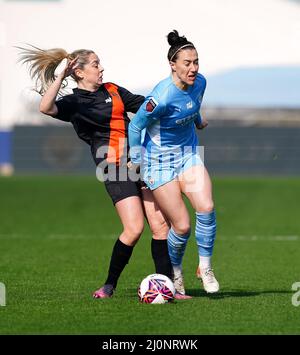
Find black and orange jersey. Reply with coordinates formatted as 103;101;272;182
54;83;144;165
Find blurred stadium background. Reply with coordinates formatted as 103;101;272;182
0;0;300;335
0;0;299;176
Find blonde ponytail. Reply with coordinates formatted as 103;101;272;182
17;45;95;95
17;45;70;95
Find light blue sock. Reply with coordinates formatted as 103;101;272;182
167;228;191;266
195;210;217;257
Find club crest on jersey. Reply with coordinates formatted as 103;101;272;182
146;98;158;112
148;178;155;185
186;101;193;109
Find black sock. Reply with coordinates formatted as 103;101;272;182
105;239;134;288
151;239;173;280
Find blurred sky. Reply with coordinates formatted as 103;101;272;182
0;0;300;127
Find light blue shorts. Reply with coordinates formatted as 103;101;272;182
141;149;203;190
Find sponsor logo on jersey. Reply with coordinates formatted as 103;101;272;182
146;98;158;112
175;112;198;126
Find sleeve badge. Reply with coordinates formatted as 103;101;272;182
146;98;158;112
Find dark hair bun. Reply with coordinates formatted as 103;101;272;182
167;30;188;47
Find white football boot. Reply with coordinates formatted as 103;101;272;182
196;266;220;293
173;266;192;300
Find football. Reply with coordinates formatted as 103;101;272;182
138;273;175;304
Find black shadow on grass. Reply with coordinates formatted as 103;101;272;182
186;288;293;299
127;288;293;301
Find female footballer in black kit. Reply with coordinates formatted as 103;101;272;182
18;46;173;298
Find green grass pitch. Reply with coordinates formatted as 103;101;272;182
0;176;299;334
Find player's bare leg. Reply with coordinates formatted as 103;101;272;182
152;179;192;299
180;165;219;293
93;196;144;298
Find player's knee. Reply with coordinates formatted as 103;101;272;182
172;221;191;236
124;220;144;240
198;200;214;213
151;220;169;240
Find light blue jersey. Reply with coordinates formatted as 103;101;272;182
129;73;206;189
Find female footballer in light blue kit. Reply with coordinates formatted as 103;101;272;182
128;30;219;295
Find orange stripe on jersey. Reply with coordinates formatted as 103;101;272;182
104;83;126;164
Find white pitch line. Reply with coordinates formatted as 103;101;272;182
0;234;299;241
0;233;118;240
218;235;299;241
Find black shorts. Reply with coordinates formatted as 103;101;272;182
104;178;141;205
98;162;143;205
91;144;144;205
